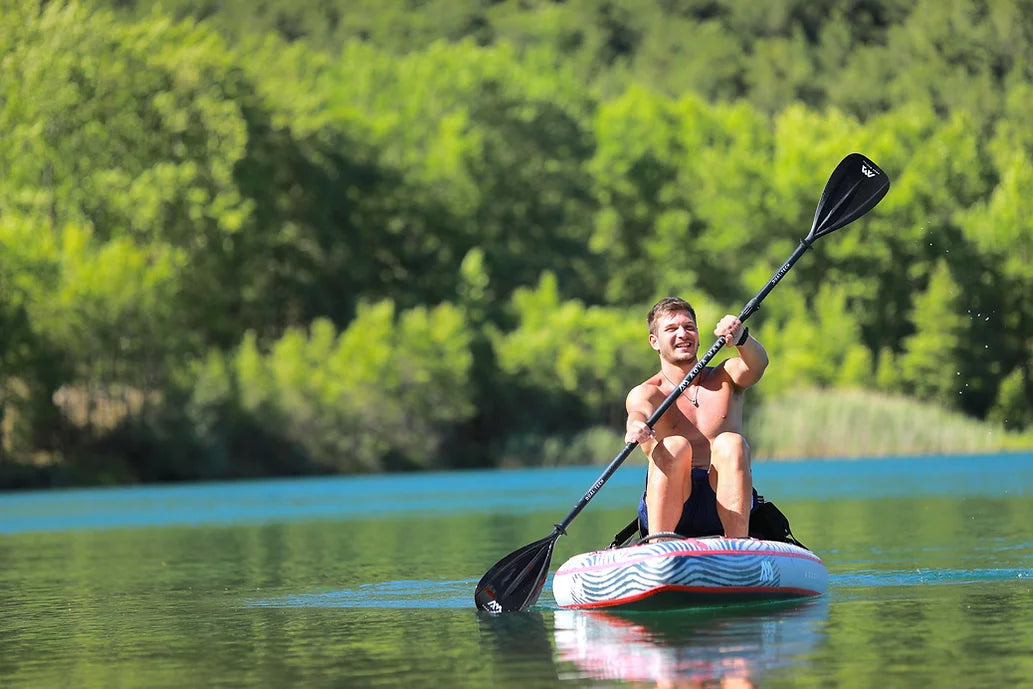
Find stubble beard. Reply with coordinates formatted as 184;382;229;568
662;345;698;368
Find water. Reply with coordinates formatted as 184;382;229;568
2;453;1032;688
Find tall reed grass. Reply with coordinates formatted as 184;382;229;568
746;388;1033;459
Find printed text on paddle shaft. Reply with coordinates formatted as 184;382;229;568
585;476;606;500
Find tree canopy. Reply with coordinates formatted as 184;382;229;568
2;0;1032;486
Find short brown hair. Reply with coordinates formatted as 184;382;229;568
647;297;696;335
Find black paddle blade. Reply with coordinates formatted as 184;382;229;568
808;153;890;241
474;532;558;614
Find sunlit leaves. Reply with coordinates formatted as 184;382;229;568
491;273;651;422
960;152;1033;281
590;89;772;304
193;301;476;473
897;261;968;406
753;286;873;395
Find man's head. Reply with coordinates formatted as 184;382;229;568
647;297;696;336
647;297;699;364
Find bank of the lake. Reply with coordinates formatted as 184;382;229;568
3;389;1031;490
749;388;1033;459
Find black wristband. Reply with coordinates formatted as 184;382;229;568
735;327;749;347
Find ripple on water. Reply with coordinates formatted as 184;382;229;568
832;566;1033;589
248;565;1033;610
247;579;478;609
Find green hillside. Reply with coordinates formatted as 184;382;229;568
1;0;1031;486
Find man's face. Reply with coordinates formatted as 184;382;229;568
649;311;699;364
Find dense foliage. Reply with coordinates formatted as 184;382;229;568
1;0;1031;486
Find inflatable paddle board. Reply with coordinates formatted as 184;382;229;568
552;537;827;610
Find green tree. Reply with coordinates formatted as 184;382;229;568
225;301;476;473
753;285;872;395
988;366;1033;431
589;88;773;305
490;273;652;433
0;216;60;467
897;261;967;407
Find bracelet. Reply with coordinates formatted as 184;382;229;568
735;327;749;347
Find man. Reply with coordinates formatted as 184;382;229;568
624;297;768;538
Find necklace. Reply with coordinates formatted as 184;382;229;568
662;369;699;407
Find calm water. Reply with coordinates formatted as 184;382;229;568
2;453;1032;688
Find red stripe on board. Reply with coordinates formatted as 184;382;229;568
566;584;823;610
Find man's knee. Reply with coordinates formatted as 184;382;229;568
711;432;750;469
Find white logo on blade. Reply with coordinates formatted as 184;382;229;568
483;599;503;613
861;163;877;178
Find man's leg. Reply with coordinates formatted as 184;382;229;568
645;439;693;534
709;432;752;538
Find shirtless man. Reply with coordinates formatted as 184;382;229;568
624;297;769;538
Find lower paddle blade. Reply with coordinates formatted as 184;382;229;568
474;533;558;613
808;153;890;241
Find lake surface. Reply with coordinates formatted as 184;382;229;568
2;452;1032;688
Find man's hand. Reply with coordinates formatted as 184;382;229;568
715;315;747;347
625;419;655;445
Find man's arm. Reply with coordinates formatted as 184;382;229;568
715;315;769;389
625;384;657;445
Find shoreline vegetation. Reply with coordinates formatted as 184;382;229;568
497;388;1033;468
1;389;1029;490
747;388;1033;460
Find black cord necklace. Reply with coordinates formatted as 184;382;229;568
661;369;700;407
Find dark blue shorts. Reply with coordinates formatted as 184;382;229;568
637;467;758;537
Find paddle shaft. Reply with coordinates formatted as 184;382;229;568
553;238;813;535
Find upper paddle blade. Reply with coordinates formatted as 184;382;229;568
808;153;890;241
474;532;558;613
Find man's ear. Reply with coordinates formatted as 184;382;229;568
648;333;660;352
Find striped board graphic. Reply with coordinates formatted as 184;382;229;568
552;537;828;610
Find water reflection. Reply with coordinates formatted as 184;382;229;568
476;611;560;683
552;599;829;687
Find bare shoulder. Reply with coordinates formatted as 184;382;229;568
626;374;663;405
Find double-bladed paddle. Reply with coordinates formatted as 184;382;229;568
474;152;891;613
